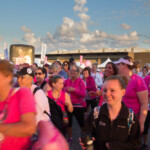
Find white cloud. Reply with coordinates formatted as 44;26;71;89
121;23;131;30
77;13;90;21
16;1;147;53
21;26;31;32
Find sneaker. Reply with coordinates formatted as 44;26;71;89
68;138;73;144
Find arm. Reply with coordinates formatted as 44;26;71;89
109;115;141;150
86;77;97;92
0;112;36;137
72;79;86;98
65;93;73;113
137;90;148;133
35;90;50;123
96;74;103;88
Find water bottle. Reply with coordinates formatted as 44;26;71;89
81;134;94;150
63;111;69;126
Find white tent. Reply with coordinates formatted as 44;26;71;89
98;58;112;68
76;61;85;68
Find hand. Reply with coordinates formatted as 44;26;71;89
79;138;86;150
89;91;97;96
106;142;110;149
79;137;95;150
66;87;75;93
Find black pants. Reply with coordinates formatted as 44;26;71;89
143;111;150;134
68;107;85;128
86;97;99;110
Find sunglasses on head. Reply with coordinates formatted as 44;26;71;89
52;75;62;79
35;72;42;75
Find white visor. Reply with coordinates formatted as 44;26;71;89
114;58;133;66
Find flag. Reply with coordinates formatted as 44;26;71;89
4;48;8;60
41;43;47;62
80;55;83;65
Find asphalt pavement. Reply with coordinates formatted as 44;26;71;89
69;116;150;150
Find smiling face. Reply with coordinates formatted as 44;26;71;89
63;62;69;71
70;66;79;79
83;70;89;79
104;63;115;77
102;80;125;107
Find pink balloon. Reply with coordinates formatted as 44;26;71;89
32;121;69;150
84;60;92;67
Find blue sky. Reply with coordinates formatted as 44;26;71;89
0;0;150;53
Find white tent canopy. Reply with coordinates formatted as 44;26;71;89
98;58;112;68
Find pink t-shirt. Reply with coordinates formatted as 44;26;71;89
47;90;66;112
144;75;150;111
122;74;147;114
144;75;150;97
0;88;36;150
64;78;86;107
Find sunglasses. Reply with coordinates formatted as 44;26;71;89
63;64;68;66
35;72;42;75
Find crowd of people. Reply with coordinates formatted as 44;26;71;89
0;56;149;150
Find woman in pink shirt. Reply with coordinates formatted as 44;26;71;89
47;75;73;136
0;60;36;150
47;75;73;114
82;67;97;109
90;62;118;106
64;65;86;143
115;56;148;133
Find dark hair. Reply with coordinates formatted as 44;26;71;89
122;56;136;70
69;57;74;63
105;75;126;89
63;61;70;70
37;67;47;78
0;60;14;85
92;63;97;67
48;75;62;87
142;66;148;72
82;67;91;76
103;62;118;81
53;61;62;66
44;63;50;67
33;63;38;68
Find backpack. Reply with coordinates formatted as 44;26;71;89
35;80;47;90
93;106;134;135
33;87;63;131
47;97;63;131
